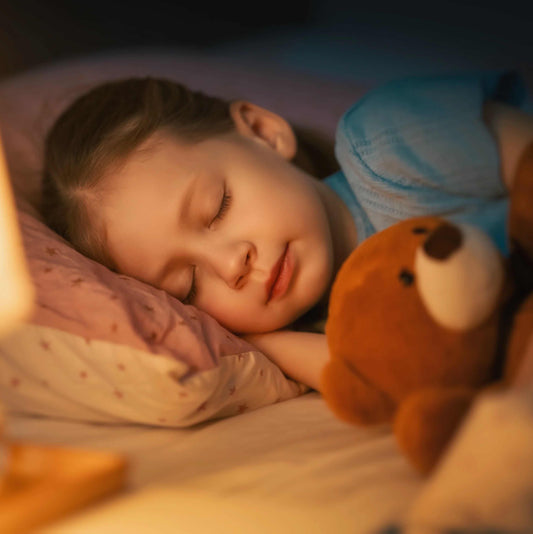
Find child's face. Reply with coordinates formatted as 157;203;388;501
99;128;335;334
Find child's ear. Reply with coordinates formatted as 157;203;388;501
230;101;297;160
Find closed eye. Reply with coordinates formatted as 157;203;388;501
183;186;231;304
210;186;232;227
183;266;197;305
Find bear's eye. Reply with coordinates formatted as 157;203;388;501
412;226;429;234
399;268;415;286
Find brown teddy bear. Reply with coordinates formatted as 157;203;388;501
321;143;533;475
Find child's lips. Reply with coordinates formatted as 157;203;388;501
266;244;294;303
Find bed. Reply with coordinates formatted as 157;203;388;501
0;49;532;533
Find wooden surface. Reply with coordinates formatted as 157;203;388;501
0;442;127;533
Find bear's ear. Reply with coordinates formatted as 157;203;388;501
321;358;395;425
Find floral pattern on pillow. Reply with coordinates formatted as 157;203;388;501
0;212;306;425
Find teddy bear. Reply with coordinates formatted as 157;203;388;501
321;142;533;475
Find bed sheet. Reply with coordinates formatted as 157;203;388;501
6;392;422;533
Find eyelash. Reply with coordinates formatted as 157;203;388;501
183;267;197;305
211;188;232;226
184;188;232;304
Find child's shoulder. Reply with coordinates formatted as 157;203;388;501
337;70;527;142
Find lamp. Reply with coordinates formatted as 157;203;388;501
0;130;34;489
0;132;34;338
0;133;125;530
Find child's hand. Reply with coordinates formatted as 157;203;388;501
241;330;329;391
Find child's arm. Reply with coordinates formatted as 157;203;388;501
484;100;533;190
243;330;329;392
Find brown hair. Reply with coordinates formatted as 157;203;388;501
41;77;337;268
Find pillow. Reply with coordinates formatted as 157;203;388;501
0;49;369;426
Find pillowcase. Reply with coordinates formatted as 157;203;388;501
0;211;306;426
0;49;368;425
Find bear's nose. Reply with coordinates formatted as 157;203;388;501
423;223;462;260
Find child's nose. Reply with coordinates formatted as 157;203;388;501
209;240;255;289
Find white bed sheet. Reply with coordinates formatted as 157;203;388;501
6;392;422;533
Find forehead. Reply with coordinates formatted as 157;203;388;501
101;130;213;206
98;134;196;276
109;133;187;180
101;128;237;192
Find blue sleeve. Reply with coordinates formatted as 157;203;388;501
335;71;528;252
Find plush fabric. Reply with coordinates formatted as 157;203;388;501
406;386;533;531
0;50;368;424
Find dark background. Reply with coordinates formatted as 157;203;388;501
2;0;312;77
0;0;532;82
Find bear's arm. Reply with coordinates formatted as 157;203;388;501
321;357;395;425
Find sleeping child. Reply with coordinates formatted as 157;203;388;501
41;70;533;391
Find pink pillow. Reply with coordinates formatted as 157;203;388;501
0;50;369;425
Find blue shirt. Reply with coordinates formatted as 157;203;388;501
325;71;529;255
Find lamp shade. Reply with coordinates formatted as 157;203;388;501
0;132;34;339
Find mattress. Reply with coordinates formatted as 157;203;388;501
7;392;421;533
